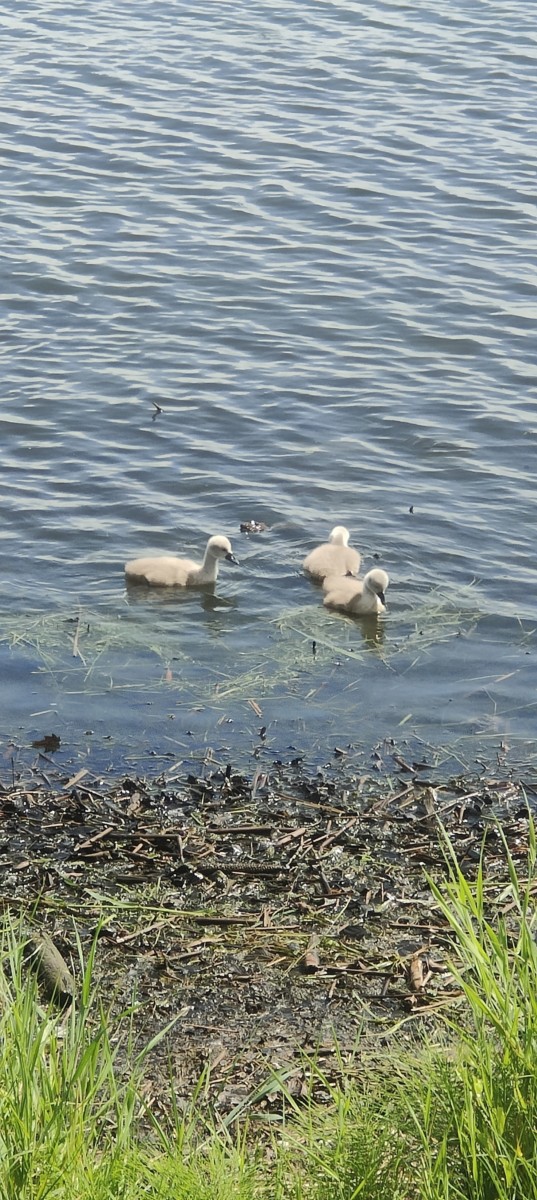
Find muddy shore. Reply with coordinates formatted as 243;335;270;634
1;750;535;1115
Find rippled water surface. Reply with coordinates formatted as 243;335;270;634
1;0;536;778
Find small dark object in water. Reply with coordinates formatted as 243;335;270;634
239;520;267;534
25;932;75;1007
312;640;317;657
409;505;414;514
32;733;61;753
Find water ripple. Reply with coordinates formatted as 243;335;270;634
0;0;536;761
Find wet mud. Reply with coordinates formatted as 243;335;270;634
0;752;535;1114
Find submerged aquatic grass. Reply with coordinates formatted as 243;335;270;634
277;582;481;663
0;585;481;706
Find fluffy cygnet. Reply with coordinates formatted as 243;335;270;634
303;526;361;582
323;568;389;615
125;535;238;587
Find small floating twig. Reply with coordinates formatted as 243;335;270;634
72;610;86;665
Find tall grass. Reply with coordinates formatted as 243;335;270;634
0;923;141;1199
411;820;537;1199
0;921;263;1200
275;820;537;1200
1;823;536;1198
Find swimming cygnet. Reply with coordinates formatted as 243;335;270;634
323;568;389;615
125;535;238;587
303;526;361;582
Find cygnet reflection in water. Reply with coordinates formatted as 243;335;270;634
125;535;238;587
124;583;238;612
303;526;361;582
323;568;389;615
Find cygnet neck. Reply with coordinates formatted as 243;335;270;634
197;543;221;583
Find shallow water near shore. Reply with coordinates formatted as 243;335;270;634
1;0;537;778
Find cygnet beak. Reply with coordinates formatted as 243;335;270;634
378;591;386;606
226;552;239;565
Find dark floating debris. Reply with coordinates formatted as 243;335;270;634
239;520;268;534
32;734;61;753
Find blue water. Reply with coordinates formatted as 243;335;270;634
1;0;536;780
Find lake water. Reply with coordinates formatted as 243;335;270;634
1;0;536;782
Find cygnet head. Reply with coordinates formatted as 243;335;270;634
329;526;350;547
206;535;239;564
364;568;389;606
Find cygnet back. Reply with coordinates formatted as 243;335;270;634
303;525;361;582
323;568;389;615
